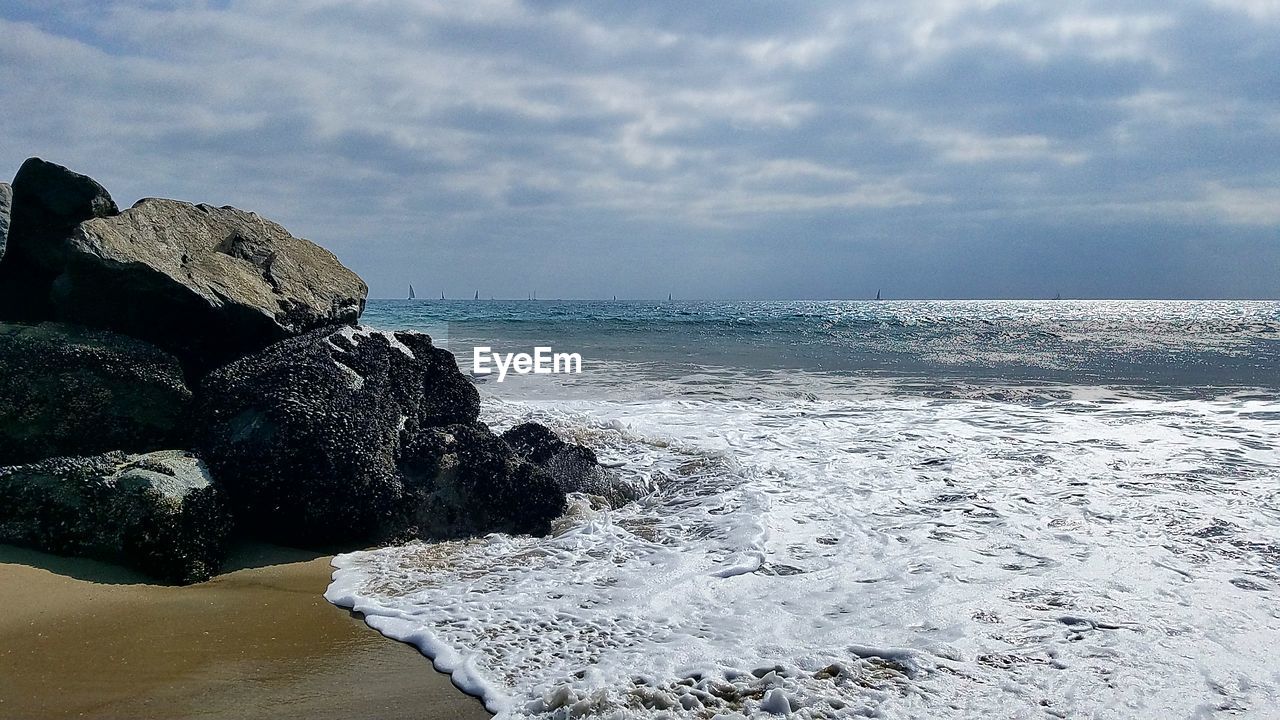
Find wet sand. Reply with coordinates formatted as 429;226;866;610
0;543;491;719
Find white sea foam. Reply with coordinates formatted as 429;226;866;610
327;376;1280;718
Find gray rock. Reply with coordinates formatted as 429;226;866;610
0;158;118;322
195;326;480;545
0;450;231;584
0;322;192;466
502;422;638;506
50;198;368;375
0;182;11;262
398;422;567;540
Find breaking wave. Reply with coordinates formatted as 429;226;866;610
328;365;1280;718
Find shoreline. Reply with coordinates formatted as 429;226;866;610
0;542;491;720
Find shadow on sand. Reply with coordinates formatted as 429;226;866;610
0;541;333;586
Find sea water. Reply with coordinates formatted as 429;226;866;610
325;300;1280;719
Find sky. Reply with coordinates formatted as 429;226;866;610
1;0;1278;299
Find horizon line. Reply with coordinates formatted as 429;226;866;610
368;296;1280;302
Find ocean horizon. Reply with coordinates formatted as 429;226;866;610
6;1;1280;716
326;299;1280;717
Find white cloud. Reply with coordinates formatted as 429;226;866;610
1204;183;1280;225
1;0;1277;297
1209;0;1280;21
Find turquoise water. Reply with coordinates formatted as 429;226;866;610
363;299;1280;389
331;299;1280;718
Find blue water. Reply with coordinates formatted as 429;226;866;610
332;299;1280;718
364;299;1280;390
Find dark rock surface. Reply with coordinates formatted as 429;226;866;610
501;421;575;465
0;322;192;466
399;422;567;539
51;198;368;375
0;157;610;582
195;326;480;545
0;450;231;584
0;158;118;322
0;182;10;263
502;421;636;506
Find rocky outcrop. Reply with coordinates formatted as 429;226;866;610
398;422;568;539
0;156;615;583
195;326;480;545
50;198;368;375
502;422;637;506
0;322;192;466
0;158;118;322
0;450;231;584
0;182;11;262
501;422;579;465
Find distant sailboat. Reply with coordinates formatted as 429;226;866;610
440;291;445;300
613;295;617;301
876;289;882;300
407;284;416;300
668;293;672;301
474;290;479;300
1054;292;1062;300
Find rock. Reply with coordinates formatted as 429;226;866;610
0;158;118;322
502;422;638;506
0;322;192;466
0;450;231;584
195;326;480;545
49;198;368;375
0;182;11;262
501;421;575;465
398;422;567;539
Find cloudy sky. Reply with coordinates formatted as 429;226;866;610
2;0;1278;299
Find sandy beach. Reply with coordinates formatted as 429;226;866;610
0;542;490;720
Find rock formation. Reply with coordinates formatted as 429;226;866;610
0;156;614;583
0;322;191;466
502;422;639;506
54;198;368;375
0;450;231;584
195;326;481;545
399;422;568;539
0;158;118;321
0;182;11;263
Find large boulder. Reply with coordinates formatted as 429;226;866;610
0;450;231;584
0;158;118;322
49;198;368;375
0;182;11;262
397;422;568;539
195;326;480;545
502;422;638;506
0;322;192;466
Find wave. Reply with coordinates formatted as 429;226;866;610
363;300;1280;389
327;382;1280;718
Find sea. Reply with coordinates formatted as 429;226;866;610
325;299;1280;719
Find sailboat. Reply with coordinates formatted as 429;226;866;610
407;284;416;300
474;290;479;300
1054;292;1062;300
440;291;445;300
668;293;672;301
875;289;881;300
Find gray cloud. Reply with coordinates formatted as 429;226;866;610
1;0;1277;299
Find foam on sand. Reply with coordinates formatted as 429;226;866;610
328;381;1280;718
